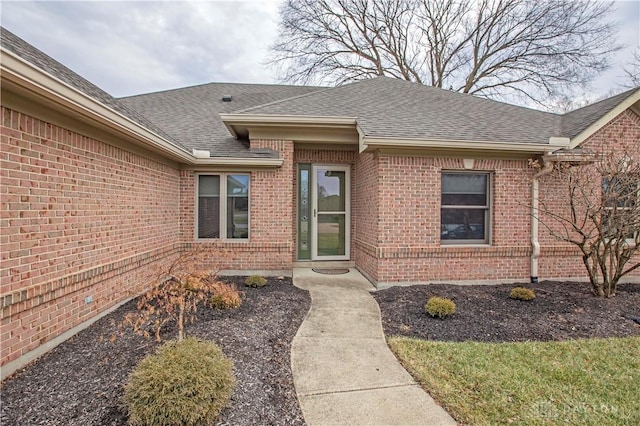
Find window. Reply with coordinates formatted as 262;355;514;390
440;172;490;244
601;176;638;242
197;174;249;239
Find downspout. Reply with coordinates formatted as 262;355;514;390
531;159;554;283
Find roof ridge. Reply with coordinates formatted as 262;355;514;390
230;85;348;114
561;87;639;117
230;77;421;114
118;81;327;100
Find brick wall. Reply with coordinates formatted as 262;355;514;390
178;140;296;270
354;151;379;281
370;156;534;283
1;107;181;374
537;108;640;279
358;108;640;285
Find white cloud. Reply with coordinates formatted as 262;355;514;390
1;0;282;96
1;0;637;101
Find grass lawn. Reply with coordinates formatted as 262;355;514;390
388;336;640;425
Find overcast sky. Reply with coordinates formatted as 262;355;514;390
1;0;639;103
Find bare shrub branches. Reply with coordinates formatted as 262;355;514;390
270;0;619;104
122;249;241;341
535;148;640;297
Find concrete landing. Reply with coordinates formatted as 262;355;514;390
291;268;457;426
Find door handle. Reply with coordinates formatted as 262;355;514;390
313;209;317;218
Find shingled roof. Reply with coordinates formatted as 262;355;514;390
560;87;638;138
2;26;638;158
235;77;565;144
119;83;322;157
0;27;189;154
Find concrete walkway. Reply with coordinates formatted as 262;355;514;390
291;268;457;426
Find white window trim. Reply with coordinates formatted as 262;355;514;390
440;171;492;246
195;173;250;241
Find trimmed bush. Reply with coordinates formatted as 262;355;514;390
425;296;456;319
210;282;242;309
510;287;536;301
124;337;235;426
245;275;267;288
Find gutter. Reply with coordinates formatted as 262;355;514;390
1;48;283;168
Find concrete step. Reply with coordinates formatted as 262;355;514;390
293;260;355;268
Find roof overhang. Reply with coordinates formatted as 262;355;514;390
220;114;359;144
569;88;640;149
0;48;283;168
358;135;569;155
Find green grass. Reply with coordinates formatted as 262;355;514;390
388;337;640;425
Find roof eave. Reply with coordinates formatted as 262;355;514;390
568;89;640;149
0;47;198;163
220;113;358;139
191;157;283;167
360;136;568;154
1;48;283;169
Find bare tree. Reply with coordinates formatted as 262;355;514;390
270;0;619;104
621;48;640;89
535;148;640;297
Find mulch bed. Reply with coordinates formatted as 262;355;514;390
0;277;310;426
4;278;639;425
373;280;640;342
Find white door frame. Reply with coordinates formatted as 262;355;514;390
311;164;351;260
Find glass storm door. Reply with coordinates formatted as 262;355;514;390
311;165;350;260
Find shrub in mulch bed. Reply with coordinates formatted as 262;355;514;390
0;276;310;426
373;280;640;343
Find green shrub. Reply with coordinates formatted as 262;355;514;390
245;275;267;288
124;337;235;426
209;282;242;309
425;296;456;319
510;287;536;301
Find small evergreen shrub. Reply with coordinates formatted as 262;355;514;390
124;337;235;426
425;296;456;319
510;287;536;301
209;282;242;309
245;275;267;288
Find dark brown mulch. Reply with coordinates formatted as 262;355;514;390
373;280;640;342
0;277;310;426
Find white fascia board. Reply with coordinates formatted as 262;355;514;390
569;89;640;149
191;157;283;167
356;123;368;153
1;49;283;168
0;47;194;162
361;136;561;154
220;114;358;138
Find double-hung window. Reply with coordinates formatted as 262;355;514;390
440;172;491;244
601;175;639;243
197;174;250;239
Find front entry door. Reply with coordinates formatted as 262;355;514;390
311;165;350;260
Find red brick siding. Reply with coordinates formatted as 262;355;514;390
1;107;181;370
537;109;640;278
179;140;296;270
354;151;379;281
371;156;534;283
363;109;639;284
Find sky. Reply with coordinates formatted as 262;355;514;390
1;0;639;104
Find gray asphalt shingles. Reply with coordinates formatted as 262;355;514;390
118;83;322;157
1;27;189;153
239;77;564;144
3;26;637;157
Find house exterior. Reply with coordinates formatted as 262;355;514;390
1;28;639;378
